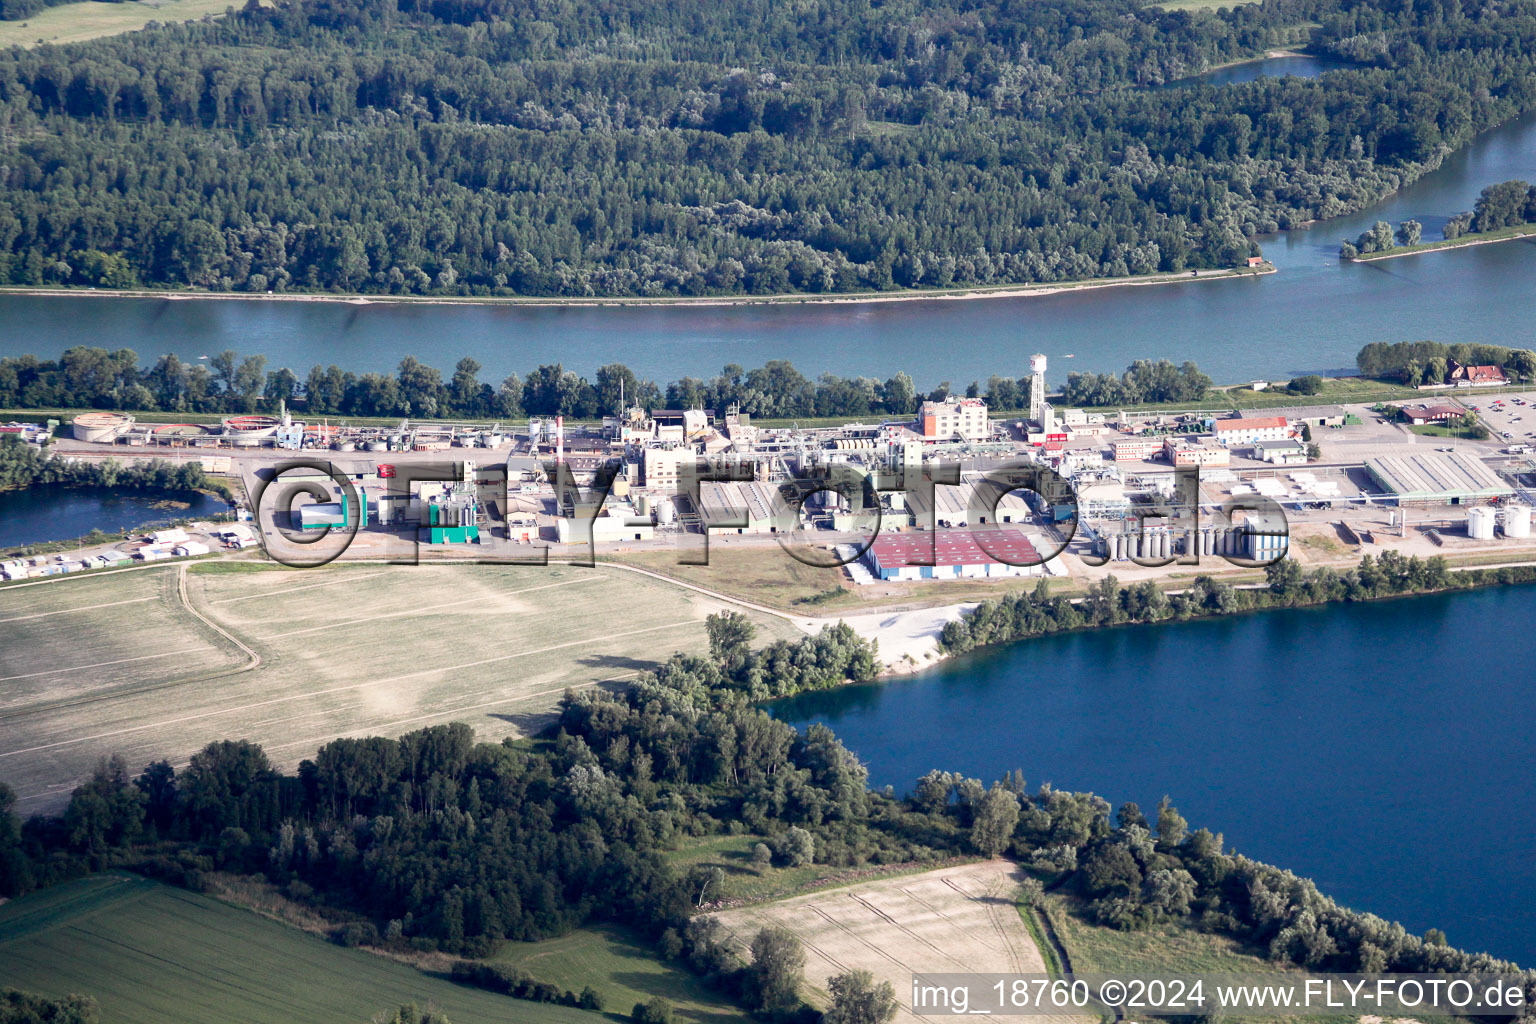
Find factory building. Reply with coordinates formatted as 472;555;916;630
643;446;695;490
902;479;1034;528
1163;439;1231;467
864;528;1046;581
1213;416;1290;446
1365;453;1516;506
1073;481;1132;520
555;505;654;544
1254;439;1310;465
917;397;990;443
296;491;367;531
1111;437;1165;462
697;480;780;534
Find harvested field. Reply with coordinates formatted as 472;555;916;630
0;872;608;1024
710;861;1083;1024
0;0;235;49
0;562;802;813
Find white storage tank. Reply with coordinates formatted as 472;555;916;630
1504;504;1532;539
654;498;676;525
1467;506;1497;540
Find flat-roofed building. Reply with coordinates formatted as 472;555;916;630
1164;438;1231;467
1255;439;1309;465
918;397;989;443
643;446;695;490
1111;437;1165;461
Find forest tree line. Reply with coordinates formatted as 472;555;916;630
3;345;1212;420
1355;340;1536;384
4;0;1536;295
0;434;214;494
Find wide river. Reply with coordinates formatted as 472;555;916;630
2;67;1535;387
773;583;1536;966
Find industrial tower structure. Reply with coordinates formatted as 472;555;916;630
1029;353;1048;425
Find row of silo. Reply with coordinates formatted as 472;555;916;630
1095;525;1254;561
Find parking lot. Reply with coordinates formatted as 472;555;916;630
1465;391;1536;449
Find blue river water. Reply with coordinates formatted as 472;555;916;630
0;486;229;550
1;63;1534;388
772;584;1536;966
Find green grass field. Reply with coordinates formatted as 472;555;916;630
490;926;743;1024
0;562;803;815
664;834;851;903
1046;893;1280;975
1408;423;1482;439
0;0;234;49
0;873;609;1024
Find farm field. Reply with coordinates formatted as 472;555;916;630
0;0;234;48
710;861;1083;1024
0;561;803;813
0;872;608;1024
490;925;743;1024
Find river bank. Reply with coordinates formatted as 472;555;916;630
0;264;1276;311
1347;223;1536;262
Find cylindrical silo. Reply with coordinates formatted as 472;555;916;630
1504;504;1532;538
1467;506;1496;540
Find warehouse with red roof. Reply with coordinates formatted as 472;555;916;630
864;528;1048;581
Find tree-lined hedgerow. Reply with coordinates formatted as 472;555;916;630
4;346;1205;420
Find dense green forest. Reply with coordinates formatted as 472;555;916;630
0;344;1218;419
0;0;79;21
3;0;1536;295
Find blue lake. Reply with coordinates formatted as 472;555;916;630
772;584;1536;967
1166;53;1351;87
0;486;229;550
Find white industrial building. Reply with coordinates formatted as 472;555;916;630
918;397;990;443
1213;416;1291;446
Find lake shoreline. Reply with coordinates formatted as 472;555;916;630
855;554;1536;680
0;265;1275;311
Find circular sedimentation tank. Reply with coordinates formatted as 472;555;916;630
221;414;281;443
151;422;213;439
71;411;133;443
